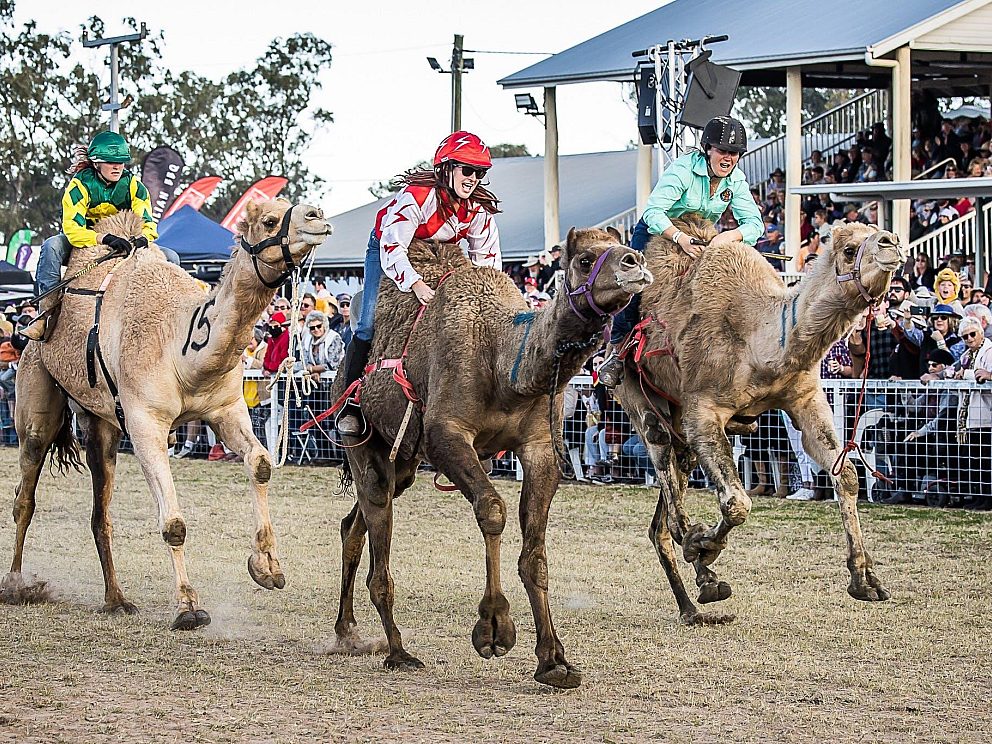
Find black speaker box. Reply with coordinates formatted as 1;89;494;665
636;63;658;145
680;52;741;130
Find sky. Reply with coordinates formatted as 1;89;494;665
20;0;666;218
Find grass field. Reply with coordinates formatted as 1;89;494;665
0;447;990;743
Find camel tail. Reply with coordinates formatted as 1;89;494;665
49;407;83;475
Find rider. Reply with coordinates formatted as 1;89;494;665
22;131;182;341
597;115;763;387
336;130;502;435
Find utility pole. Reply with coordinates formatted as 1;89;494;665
82;23;147;133
427;35;473;133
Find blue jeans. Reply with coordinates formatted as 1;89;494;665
622;435;655;476
36;233;182;296
609;218;652;344
356;230;382;342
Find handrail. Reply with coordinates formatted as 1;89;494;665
913;158;957;181
907;199;992;264
794;90;880;131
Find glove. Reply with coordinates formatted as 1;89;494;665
102;233;133;256
132;236;149;250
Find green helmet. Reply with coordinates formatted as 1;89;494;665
87;131;131;163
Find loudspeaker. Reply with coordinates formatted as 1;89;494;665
680;52;741;130
636;63;658;145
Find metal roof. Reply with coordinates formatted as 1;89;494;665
791;177;992;201
499;0;983;89
314;150;639;269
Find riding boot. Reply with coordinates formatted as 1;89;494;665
597;343;625;389
336;337;372;437
746;459;772;497
20;293;63;342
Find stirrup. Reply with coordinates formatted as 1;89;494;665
597;351;625;389
335;400;368;438
20;312;50;342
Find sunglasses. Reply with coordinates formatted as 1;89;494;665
927;361;942;367
308;324;323;332
275;305;290;311
301;302;314;308
456;164;488;179
340;301;350;307
962;331;980;339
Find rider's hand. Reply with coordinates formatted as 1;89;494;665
102;233;133;256
675;233;704;259
411;280;435;306
708;230;737;248
132;236;149;250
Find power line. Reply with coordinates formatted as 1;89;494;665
464;49;555;55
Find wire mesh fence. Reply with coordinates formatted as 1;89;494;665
239;373;992;509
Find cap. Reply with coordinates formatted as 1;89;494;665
930;303;962;319
269;311;288;325
336;293;352;303
523;255;540;267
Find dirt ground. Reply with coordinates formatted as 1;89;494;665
0;447;989;743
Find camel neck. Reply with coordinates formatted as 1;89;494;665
174;251;274;381
782;267;862;370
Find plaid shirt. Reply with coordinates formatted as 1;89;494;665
868;327;898;379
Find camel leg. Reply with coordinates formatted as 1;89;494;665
679;403;752;597
126;410;210;630
425;422;516;663
82;413;137;615
3;356;66;600
784;397;890;602
208;404;286;591
334;502;367;642
349;443;423;670
514;441;581;689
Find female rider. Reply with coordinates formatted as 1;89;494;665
336;131;502;435
598;115;764;387
23;131;182;341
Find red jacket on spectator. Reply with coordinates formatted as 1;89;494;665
263;312;291;373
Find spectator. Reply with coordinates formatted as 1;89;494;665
263;311;291;375
969;287;990;311
767;167;786;196
905;304;965;375
908;253;936;290
842;203;868;225
844;146;862;182
953;317;992;507
868;122;892;164
796;233;820;272
336;293;354;347
583;356;614;484
827;151;849;183
933;268;965;314
755;224;785;271
621;434;655;480
855;149;880;182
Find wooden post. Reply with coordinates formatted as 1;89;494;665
636;141;653;217
785;66;802;273
891;45;912;242
544;86;560;249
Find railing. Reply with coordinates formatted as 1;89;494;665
914;157;957;181
907;199;992;266
595;206;639;242
742;90;888;194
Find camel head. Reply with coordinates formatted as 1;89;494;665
237;198;332;288
828;222;906;305
560;226;654;322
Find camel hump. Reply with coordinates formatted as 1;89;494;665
407;239;471;284
94;210;145;240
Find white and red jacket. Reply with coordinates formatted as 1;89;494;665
374;185;501;292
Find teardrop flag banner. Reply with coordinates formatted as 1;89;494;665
219;176;289;232
7;229;36;268
141;146;186;220
163;176;224;219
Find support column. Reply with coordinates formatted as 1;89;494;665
544;86;560;249
785;66;802;273
636;142;653;217
891;45;912;242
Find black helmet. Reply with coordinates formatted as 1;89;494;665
701;116;747;154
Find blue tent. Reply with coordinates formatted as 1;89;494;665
156;205;234;262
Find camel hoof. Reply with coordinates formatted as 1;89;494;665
848;582;891;602
171;609;211;631
100;601;139;616
682;525;726;566
0;572;52;605
534;661;582;689
472;615;517;660
247;555;285;590
697;581;732;604
383;651;425;671
680;609;737;626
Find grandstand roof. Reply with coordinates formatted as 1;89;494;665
314;149;639;269
500;0;992;92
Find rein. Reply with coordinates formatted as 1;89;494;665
548;331;604;476
240;205;298;289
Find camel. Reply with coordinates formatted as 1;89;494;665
331;227;652;689
611;214;906;625
3;200;331;629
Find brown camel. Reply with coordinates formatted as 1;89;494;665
332;227;652;689
3;200;331;629
611;215;905;625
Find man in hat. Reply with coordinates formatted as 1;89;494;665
335;293;353;347
843;203;868;225
755;224;785;271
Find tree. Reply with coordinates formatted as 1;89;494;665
733;87;866;137
490;143;529;158
0;2;333;239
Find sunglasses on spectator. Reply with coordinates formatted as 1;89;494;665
308;324;323;332
301;302;314;308
455;164;488;179
340;301;350;307
962;331;981;339
927;360;942;367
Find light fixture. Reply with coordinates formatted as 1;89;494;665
427;57;444;72
514;93;542;117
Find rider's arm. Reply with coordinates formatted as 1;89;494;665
728;178;764;245
379;188;426;292
641;159;693;237
465;208;501;270
62;178;99;247
129;177;158;242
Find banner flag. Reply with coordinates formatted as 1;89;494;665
8;228;36;269
141;146;186;220
219;176;288;232
162;176;223;219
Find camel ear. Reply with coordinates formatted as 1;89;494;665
606;226;624;244
245;200;262;222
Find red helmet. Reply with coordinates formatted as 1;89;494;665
433;131;492;168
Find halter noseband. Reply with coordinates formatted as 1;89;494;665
240;205;297;289
835;236;882;304
564;245;634;323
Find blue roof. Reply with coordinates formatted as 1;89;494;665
500;0;973;88
315;150;639;269
156;205;234;263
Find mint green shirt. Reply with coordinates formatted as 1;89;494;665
642;150;763;245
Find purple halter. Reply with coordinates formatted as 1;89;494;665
565;246;628;322
835;237;882;304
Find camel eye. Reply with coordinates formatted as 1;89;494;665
579;256;593;271
844;246;857;259
264;217;278;227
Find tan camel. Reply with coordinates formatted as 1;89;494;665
3;200;331;629
612;215;905;625
332;227;652;689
